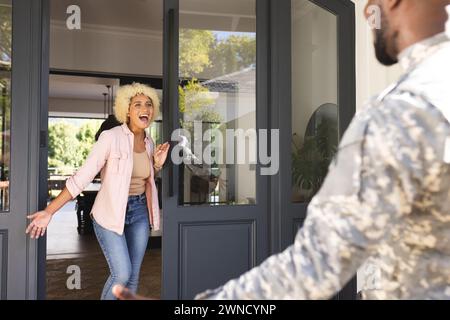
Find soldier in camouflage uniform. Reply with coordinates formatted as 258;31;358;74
194;0;450;300
112;0;450;301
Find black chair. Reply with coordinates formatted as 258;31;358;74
75;191;97;235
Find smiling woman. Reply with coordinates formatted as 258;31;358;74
41;0;168;300
113;82;160;125
26;81;170;300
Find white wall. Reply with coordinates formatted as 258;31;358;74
50;20;163;76
353;0;403;112
49;97;105;118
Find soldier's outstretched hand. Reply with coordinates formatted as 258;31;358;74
112;284;158;300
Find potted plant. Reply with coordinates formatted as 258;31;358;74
292;115;338;202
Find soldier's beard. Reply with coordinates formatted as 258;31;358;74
374;12;398;66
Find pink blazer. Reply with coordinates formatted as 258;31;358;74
65;123;160;235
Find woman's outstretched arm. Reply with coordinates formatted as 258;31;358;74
26;187;73;239
26;130;113;239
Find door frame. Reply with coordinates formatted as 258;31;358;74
2;0;50;300
36;0;50;300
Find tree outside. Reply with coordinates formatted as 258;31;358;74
47;119;102;199
76;121;100;162
179;29;256;79
178;29;256;129
48;119;102;175
0;3;12;65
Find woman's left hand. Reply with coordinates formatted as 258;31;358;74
154;142;170;168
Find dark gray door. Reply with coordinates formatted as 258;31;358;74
0;0;48;299
162;0;270;299
271;0;356;298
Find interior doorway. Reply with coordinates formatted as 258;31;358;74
45;0;164;299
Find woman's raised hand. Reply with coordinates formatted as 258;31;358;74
154;142;170;168
26;210;53;239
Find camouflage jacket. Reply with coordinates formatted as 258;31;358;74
195;29;450;300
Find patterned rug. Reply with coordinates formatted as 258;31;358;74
46;249;161;300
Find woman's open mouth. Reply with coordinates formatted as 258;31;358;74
139;114;149;125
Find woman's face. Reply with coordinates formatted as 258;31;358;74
128;94;154;130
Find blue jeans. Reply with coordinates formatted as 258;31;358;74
92;193;151;300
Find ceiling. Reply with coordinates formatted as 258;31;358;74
51;0;255;32
51;0;163;31
49;74;120;100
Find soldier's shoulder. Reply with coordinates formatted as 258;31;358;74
365;89;450;162
343;90;446;151
373;89;449;132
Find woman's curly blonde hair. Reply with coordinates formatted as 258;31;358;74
114;82;160;124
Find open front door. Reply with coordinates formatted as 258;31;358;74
0;0;48;299
162;0;270;299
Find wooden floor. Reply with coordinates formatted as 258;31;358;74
46;202;161;300
46;249;161;300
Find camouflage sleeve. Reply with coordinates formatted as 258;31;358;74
195;96;429;300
